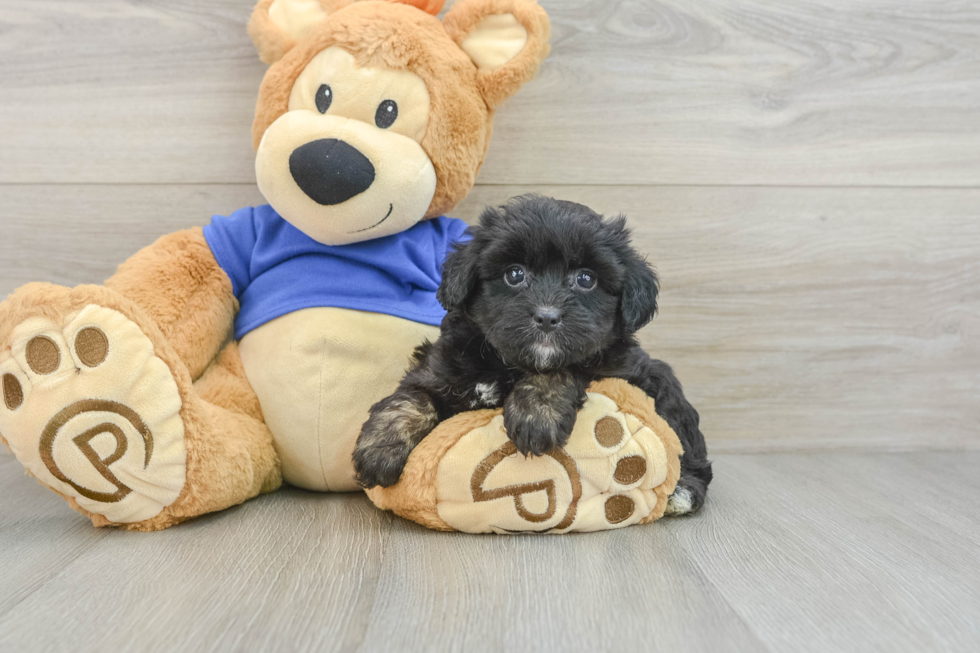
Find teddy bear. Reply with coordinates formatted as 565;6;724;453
0;0;682;533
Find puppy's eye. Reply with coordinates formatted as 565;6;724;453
315;84;333;114
504;266;526;287
575;270;597;290
376;100;398;128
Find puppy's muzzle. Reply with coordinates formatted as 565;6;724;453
289;138;375;206
534;306;562;333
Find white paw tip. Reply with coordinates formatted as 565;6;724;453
665;487;693;516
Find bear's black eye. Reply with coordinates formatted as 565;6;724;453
575;270;597;290
315;84;333;114
504;266;526;287
376;100;398;128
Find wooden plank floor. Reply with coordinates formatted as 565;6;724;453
1;0;978;651
1;452;978;653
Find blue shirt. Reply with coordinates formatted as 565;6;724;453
203;205;469;339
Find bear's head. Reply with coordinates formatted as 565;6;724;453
248;0;551;245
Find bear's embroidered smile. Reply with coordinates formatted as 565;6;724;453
351;203;395;234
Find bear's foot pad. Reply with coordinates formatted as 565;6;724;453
0;305;186;524
367;378;682;534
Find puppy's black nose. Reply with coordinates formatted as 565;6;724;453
289;139;375;205
534;307;562;333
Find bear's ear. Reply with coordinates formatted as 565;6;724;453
443;0;551;109
249;0;352;65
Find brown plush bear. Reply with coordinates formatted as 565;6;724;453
0;0;681;533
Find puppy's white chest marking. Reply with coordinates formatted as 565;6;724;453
533;344;558;369
471;382;500;408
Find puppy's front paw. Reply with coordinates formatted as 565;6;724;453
353;392;440;488
353;440;412;489
503;389;576;456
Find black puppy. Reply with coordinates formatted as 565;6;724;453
353;195;712;515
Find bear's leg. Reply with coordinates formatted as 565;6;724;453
104;228;239;382
134;342;282;531
0;282;279;530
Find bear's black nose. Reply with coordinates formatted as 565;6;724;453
289;139;375;205
534;307;562;333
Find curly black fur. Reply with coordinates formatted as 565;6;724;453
353;195;713;514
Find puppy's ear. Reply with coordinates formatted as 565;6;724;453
443;0;551;109
610;218;660;334
621;255;659;333
438;238;480;312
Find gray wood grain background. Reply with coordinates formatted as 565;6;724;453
0;1;978;651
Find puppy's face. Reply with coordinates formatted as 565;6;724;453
438;196;660;372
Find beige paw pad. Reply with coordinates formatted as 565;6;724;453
10;317;76;386
373;379;682;534
0;305;186;524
